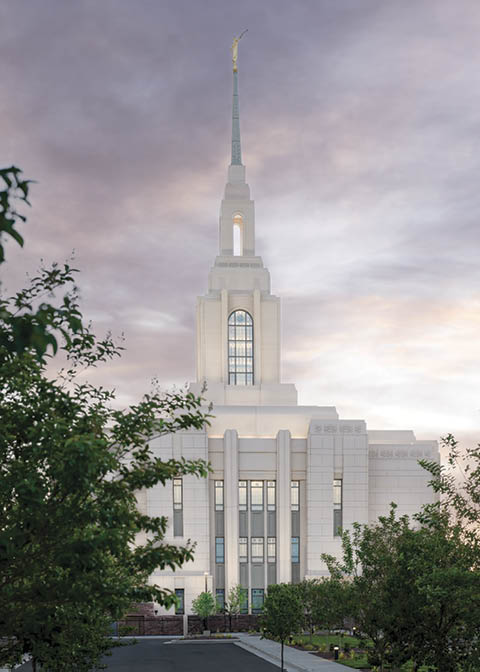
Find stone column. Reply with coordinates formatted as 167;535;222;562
224;429;239;590
276;429;291;583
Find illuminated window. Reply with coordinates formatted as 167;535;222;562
233;214;243;256
267;537;276;563
267;481;276;511
291;481;299;511
239;480;247;511
228;310;253;386
214;480;224;511
252;588;264;614
239;537;248;563
173;478;182;511
333;479;343;536
251;481;263;512
251;537;264;563
175;589;184;615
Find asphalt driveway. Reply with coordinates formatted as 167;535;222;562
17;639;281;671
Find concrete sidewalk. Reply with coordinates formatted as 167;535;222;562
235;634;347;672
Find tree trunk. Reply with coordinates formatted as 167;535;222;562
32;659;37;672
281;639;284;671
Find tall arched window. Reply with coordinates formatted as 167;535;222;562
228;310;253;385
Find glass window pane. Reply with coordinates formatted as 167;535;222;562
239;480;247;510
252;589;264;614
334;509;343;537
291;481;299;512
251;537;264;563
251;481;263;511
228;311;254;387
216;537;224;564
216;589;225;612
267;537;276;562
175;589;184;615
291;537;299;564
215;480;224;511
267;481;276;511
173;478;182;510
333;479;342;507
239;537;248;563
240;588;248;614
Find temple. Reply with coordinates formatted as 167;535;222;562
145;50;439;616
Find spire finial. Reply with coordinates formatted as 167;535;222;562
231;29;247;72
230;31;247;166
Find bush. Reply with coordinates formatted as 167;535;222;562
344;642;351;653
304;644;314;651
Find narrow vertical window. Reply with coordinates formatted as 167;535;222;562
240;587;248;614
175;588;184;615
267;537;276;563
291;537;300;564
233;214;243;256
239;537;248;563
239;480;247;511
214;480;224;511
173;478;183;511
291;481;299;511
251;481;264;511
251;537;264;563
216;589;225;612
251;588;264;614
228;310;254;386
333;478;343;536
267;481;276;511
215;537;225;564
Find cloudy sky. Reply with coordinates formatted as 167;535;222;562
2;0;479;450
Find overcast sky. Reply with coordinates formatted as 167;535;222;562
2;0;479;450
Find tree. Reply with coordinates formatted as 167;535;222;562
261;583;303;672
0;167;212;670
323;506;416;672
192;592;216;632
323;504;480;672
0;166;84;360
222;584;244;632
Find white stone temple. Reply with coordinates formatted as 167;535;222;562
146;56;439;616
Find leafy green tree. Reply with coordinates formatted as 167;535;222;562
222;584;244;632
261;583;303;671
323;504;480;672
0;167;212;670
323;506;414;672
192;592;216;632
0;166;84;360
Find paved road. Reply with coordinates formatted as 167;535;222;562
16;639;281;671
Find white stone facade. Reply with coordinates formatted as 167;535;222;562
148;68;439;615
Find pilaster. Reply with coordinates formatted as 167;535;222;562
224;429;239;590
276;429;291;583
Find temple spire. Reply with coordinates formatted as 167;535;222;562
231;70;242;165
230;31;247;166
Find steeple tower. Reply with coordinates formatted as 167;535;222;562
190;37;297;407
231;69;242;166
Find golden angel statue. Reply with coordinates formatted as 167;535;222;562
231;30;248;71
